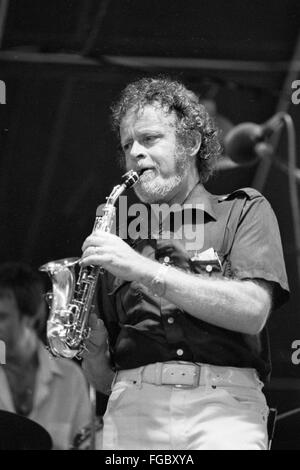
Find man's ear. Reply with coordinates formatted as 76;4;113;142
189;131;202;157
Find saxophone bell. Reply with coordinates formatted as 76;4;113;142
40;257;81;358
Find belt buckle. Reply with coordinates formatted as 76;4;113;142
176;363;201;388
161;363;201;388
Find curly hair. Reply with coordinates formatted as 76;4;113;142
111;77;221;183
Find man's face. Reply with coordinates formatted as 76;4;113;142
120;104;193;203
0;293;28;353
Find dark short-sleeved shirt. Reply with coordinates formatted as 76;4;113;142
97;183;289;382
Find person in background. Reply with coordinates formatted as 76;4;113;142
0;261;92;449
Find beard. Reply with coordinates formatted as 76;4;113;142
133;146;190;204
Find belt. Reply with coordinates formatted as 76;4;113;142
114;362;261;389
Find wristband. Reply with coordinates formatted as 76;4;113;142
149;263;170;297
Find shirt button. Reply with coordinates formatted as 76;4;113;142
163;256;170;264
176;348;184;356
206;264;213;273
167;317;174;324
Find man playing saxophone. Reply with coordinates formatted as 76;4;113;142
81;77;289;450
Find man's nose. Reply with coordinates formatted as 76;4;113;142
130;140;146;159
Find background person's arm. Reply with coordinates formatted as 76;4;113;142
81;314;114;395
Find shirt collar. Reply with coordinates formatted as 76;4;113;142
125;183;218;237
180;182;218;221
37;341;64;381
31;341;64;411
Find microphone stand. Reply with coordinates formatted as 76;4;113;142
251;142;274;192
89;384;97;450
224;112;300;285
253;113;300;286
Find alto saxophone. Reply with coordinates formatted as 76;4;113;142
40;170;139;359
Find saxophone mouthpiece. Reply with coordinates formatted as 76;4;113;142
122;170;140;188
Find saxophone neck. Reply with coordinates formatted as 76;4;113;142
94;205;116;233
94;185;121;233
95;170;139;221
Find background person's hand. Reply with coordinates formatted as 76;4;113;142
81;313;108;358
81;312;114;394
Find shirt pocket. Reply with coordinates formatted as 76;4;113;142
188;248;225;279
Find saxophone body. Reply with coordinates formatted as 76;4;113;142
40;170;139;358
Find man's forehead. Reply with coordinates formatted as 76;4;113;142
120;104;177;132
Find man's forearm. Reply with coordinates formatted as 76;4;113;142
139;259;271;335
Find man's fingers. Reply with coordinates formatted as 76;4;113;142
81;232;109;252
87;314;108;346
80;315;108;359
88;312;101;329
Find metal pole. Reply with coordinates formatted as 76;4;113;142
252;30;300;191
89;384;97;450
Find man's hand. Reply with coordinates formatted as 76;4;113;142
80;313;108;358
80;231;147;281
81;313;115;394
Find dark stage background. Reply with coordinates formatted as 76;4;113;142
0;0;300;449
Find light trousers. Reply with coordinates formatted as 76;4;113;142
102;365;269;450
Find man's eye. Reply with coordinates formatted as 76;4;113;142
144;135;158;144
122;142;131;152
